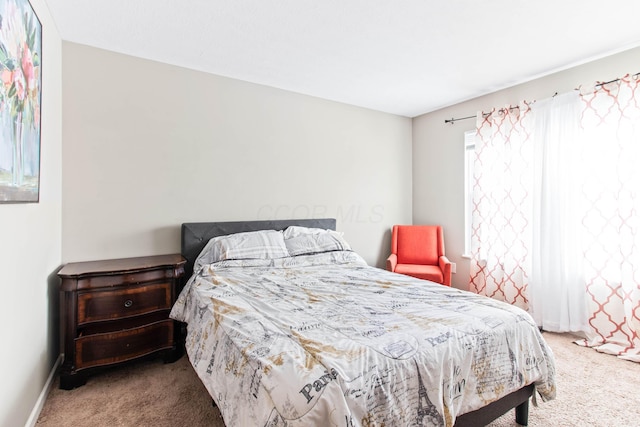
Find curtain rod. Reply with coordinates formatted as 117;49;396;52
444;115;474;124
444;72;639;125
444;106;520;125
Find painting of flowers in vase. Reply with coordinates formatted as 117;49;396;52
0;0;41;203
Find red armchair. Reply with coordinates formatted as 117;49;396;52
386;225;452;286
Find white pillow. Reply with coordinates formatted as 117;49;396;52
284;230;351;256
283;225;343;239
194;230;289;272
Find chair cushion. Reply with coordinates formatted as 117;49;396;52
396;226;439;265
395;264;444;283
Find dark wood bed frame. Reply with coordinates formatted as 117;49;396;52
181;218;533;427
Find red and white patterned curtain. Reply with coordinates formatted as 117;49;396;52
577;75;640;362
470;74;640;362
470;102;534;311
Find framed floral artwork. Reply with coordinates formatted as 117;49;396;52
0;0;41;203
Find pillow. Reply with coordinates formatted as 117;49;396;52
194;230;289;271
283;225;343;239
284;230;351;256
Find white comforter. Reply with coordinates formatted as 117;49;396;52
170;251;555;427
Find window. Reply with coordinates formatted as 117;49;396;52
463;130;475;257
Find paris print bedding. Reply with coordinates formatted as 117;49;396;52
170;250;556;427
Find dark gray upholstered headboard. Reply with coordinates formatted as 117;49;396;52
181;218;336;280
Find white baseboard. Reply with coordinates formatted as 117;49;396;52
24;354;63;427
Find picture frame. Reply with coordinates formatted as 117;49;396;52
0;0;42;203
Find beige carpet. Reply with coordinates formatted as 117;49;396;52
37;332;640;427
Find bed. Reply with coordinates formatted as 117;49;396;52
171;218;555;426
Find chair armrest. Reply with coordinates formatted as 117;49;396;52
386;254;397;272
439;255;452;286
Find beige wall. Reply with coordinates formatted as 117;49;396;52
0;1;62;426
62;43;413;268
413;46;640;289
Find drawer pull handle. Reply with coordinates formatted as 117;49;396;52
124;299;133;308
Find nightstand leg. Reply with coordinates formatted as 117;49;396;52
162;346;183;364
59;372;87;390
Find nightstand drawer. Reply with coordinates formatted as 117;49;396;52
77;282;172;325
75;320;174;370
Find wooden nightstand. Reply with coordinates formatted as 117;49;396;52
57;254;186;389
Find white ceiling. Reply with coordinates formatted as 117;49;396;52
44;0;640;117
